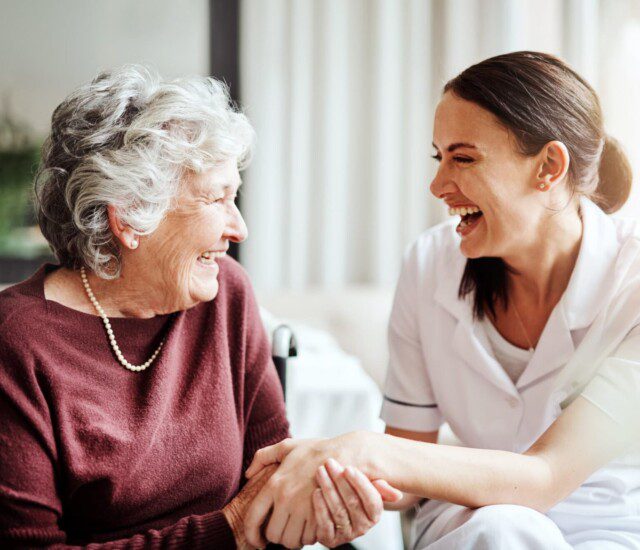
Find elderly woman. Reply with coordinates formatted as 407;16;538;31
0;65;285;548
0;66;396;549
0;65;396;550
243;52;640;549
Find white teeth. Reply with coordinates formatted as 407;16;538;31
448;205;481;216
198;251;226;264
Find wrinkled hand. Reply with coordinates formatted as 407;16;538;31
222;464;278;549
313;458;402;547
244;441;323;548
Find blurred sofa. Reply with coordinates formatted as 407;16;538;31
257;285;395;390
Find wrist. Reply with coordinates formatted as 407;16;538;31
222;503;244;546
339;431;389;480
365;432;393;479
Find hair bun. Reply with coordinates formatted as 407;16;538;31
595;135;633;214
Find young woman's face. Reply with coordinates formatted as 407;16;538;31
430;91;546;260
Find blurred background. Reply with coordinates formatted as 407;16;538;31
1;0;638;289
1;2;639;548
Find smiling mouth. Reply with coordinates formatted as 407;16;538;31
197;251;226;266
448;205;484;235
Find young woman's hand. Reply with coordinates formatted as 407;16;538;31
313;458;402;547
244;437;317;479
245;431;381;480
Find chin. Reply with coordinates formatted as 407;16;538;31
187;272;220;306
459;241;484;259
193;280;220;303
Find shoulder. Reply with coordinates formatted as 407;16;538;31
407;220;459;263
585;216;640;331
0;270;49;351
611;214;640;242
0;280;48;387
401;219;461;283
610;216;640;282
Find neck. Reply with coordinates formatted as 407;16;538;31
82;266;167;319
503;206;583;306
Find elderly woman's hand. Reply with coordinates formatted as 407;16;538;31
243;443;320;549
313;458;402;548
222;464;278;549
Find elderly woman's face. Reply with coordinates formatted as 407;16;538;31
137;158;247;310
430;92;544;260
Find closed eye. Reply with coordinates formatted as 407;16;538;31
431;154;473;164
204;193;238;205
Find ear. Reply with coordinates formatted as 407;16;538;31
107;205;139;250
536;141;570;191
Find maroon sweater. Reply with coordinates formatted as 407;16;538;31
0;259;289;548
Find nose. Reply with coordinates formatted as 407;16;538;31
429;164;458;199
224;202;248;243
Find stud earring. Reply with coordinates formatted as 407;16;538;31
538;182;548;191
131;239;139;249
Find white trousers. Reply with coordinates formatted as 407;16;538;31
412;501;640;549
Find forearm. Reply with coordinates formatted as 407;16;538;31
367;433;556;511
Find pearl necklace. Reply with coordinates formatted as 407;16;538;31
80;267;165;372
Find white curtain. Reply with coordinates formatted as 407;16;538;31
239;0;639;290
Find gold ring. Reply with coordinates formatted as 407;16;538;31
335;522;350;531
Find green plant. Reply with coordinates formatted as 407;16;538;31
0;95;49;257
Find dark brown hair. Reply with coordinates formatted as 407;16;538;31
444;51;633;319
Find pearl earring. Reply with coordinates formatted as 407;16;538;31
131;239;139;249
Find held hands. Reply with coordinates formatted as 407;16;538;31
243;434;401;548
313;458;402;548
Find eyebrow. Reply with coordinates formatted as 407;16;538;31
432;142;478;152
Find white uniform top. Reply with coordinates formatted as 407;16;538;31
381;196;640;518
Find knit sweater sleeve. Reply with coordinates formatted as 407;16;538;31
0;334;237;550
234;265;290;473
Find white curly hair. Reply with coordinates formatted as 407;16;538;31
34;64;255;279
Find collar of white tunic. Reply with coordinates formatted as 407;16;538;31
431;195;640;394
434;196;625;332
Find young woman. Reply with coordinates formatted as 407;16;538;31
243;52;640;549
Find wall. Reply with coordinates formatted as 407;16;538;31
0;0;209;136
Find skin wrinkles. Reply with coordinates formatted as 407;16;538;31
44;157;247;318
